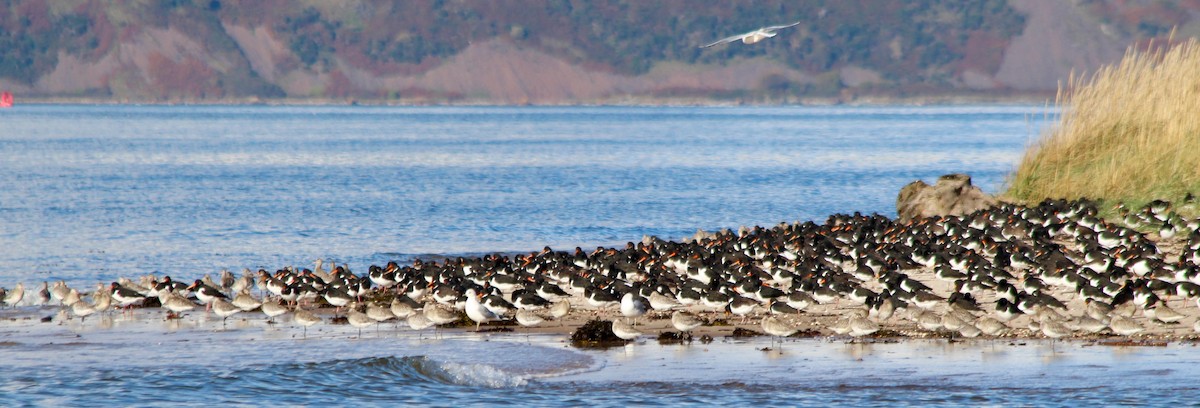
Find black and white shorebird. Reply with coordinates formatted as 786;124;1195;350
110;282;147;314
321;286;353;315
187;279;227;312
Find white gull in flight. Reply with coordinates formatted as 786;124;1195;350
700;21;801;48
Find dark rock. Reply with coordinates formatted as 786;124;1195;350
478;326;514;333
867;329;903;338
440;310;473;328
730;327;763;338
140;297;162;308
789;328;823;337
657;331;691;344
897;173;997;221
570;319;625;347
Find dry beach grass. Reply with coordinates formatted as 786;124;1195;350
1008;37;1200;207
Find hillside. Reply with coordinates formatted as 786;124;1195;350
1;0;1198;104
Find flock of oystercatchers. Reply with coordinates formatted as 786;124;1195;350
5;197;1200;342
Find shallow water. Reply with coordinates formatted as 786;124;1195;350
2;309;1197;406
0;104;1042;288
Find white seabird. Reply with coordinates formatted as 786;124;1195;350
700;21;801;48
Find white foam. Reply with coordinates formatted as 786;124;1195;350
423;358;529;388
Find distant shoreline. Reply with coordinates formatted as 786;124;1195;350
5;93;1056;107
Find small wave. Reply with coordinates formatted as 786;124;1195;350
273;356;528;389
408;356;528;388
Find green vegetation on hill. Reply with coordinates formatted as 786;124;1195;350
0;0;1026;98
256;0;1026;86
0;4;98;83
0;0;1193;101
1006;38;1200;208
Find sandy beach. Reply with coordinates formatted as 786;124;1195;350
5;265;1199;345
6;197;1200;345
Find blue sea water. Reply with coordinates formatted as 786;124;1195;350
0;104;1040;287
8;104;1196;406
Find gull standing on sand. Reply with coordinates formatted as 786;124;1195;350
700;21;801;48
465;289;501;331
620;292;650;325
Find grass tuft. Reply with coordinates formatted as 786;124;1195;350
1006;37;1200;206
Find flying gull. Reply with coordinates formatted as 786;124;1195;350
700;21;801;48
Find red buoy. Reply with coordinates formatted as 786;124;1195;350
0;91;12;108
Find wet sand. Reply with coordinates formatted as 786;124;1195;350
4;306;1197;406
5;287;1196;344
4;211;1198;343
